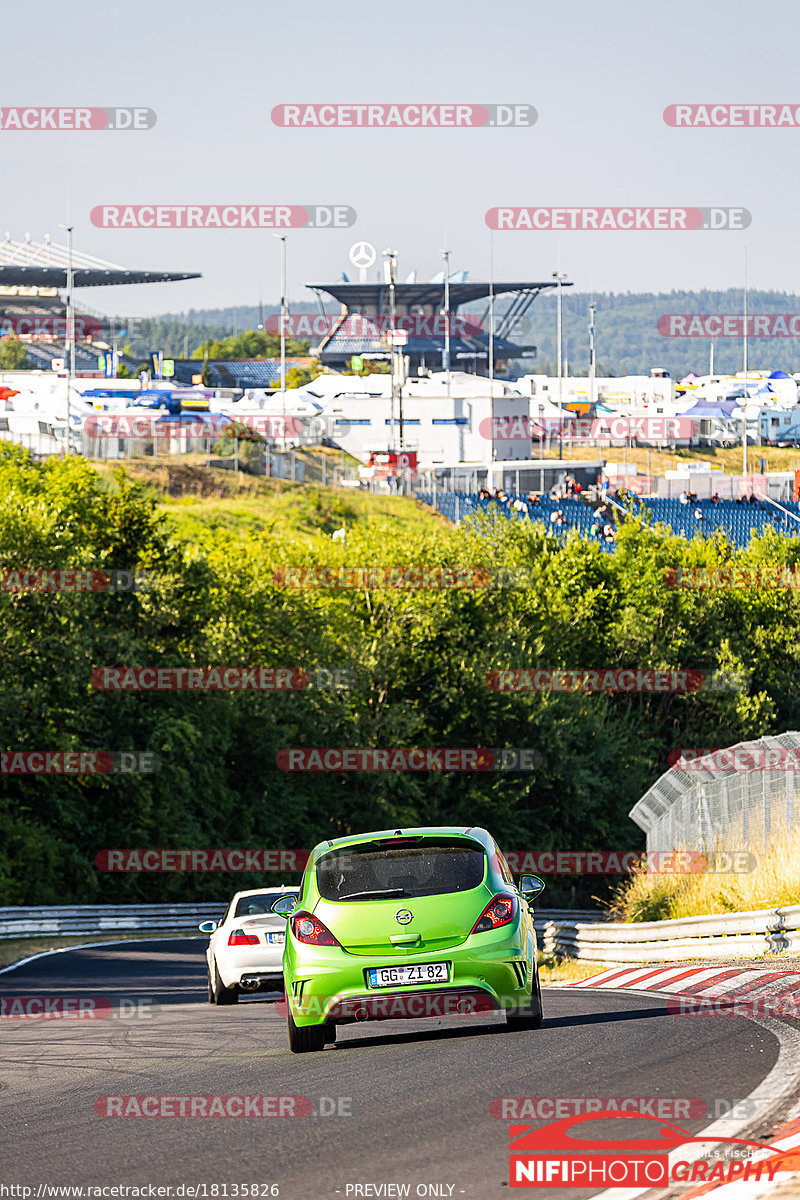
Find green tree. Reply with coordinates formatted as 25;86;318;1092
0;338;31;369
192;330;310;360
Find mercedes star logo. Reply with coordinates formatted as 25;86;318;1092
348;241;377;269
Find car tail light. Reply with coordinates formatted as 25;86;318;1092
228;929;259;946
290;911;340;947
471;894;518;934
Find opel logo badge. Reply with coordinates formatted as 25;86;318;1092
394;908;413;925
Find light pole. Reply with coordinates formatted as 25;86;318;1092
588;301;597;406
742;248;748;477
383;248;398;452
59;223;74;451
274;233;288;454
553;270;568;461
489;234;495;465
440;247;451;394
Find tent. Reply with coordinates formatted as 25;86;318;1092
679;399;738;418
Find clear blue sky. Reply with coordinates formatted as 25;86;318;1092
2;0;797;316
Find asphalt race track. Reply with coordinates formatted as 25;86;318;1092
0;938;787;1200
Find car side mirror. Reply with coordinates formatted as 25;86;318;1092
198;920;218;933
519;874;545;901
271;895;297;916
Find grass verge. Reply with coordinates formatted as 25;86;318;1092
537;955;610;986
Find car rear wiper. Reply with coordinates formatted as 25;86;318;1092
336;887;406;900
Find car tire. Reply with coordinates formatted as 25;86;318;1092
211;956;238;1005
506;974;543;1031
286;999;327;1053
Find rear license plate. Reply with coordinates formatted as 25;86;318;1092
367;962;449;988
267;933;285;944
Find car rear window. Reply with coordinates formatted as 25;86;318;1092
234;893;287;917
315;837;487;901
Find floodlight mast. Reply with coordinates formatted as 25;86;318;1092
59;223;75;453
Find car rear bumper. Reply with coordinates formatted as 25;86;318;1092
285;931;536;1026
326;987;499;1024
238;971;285;991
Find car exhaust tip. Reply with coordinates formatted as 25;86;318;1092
354;1006;369;1022
240;978;260;991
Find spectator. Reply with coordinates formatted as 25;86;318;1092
679;490;689;505
511;496;527;513
478;487;491;501
550;509;566;527
688;491;698;504
747;492;758;505
694;506;704;522
711;492;721;505
565;474;575;497
603;522;616;543
574;481;583;495
527;491;541;506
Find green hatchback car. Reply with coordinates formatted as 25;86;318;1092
272;826;545;1053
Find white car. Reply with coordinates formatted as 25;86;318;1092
199;886;299;1004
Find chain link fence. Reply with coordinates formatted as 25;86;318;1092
630;731;800;853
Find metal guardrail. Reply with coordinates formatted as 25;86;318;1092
536;905;800;963
3;904;797;963
0;904;601;941
0;904;226;939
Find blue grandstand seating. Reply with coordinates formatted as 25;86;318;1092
415;491;800;551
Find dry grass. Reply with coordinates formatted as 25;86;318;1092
548;443;800;476
608;826;800;922
537;954;611;986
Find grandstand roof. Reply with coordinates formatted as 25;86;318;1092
0;234;200;289
307;280;567;309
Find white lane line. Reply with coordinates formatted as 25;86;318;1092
0;936;204;976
